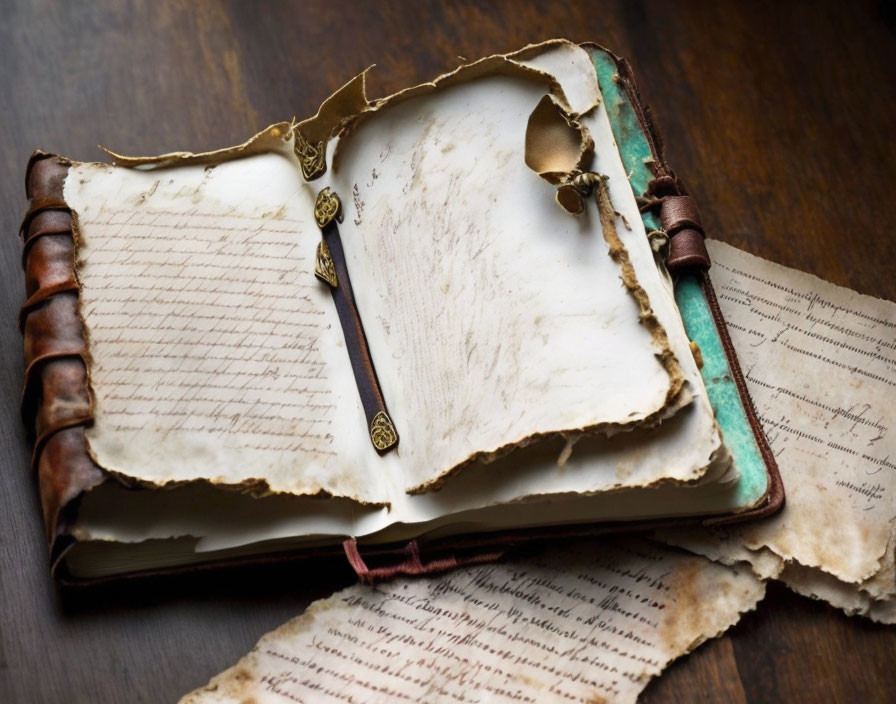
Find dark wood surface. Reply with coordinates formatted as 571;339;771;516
2;1;894;702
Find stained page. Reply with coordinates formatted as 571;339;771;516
180;539;763;704
780;561;896;624
325;43;694;493
68;138;391;503
69;43;721;508
660;240;896;605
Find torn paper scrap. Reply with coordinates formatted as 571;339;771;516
180;539;764;704
779;561;896;625
664;241;896;580
657;525;785;581
657;240;896;618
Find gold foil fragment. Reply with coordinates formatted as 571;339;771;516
294;130;326;181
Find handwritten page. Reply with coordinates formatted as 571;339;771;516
661;240;896;619
180;539;763;704
67;152;386;503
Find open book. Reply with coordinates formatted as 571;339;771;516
18;40;782;581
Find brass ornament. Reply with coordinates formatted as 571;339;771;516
314;240;338;288
314;188;343;229
294;130;326;181
555;170;604;215
369;411;399;452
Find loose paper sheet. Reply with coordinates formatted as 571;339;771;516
660;240;896;618
180;539;763;704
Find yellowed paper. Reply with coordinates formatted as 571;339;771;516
780;558;896;625
69;43;723;510
707;240;896;584
68;147;389;503
324;42;689;492
180;539;763;704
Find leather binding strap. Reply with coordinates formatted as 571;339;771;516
660;195;711;272
19;153;107;570
312;188;399;454
342;538;504;584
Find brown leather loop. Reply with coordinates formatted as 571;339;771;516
27;152;68;196
19;280;80;331
660;195;703;235
21;221;74;269
646;175;681;199
24;233;74;297
25;151;54;199
22;293;85;365
19;204;71;241
36;427;105;547
23;352;88;421
21;353;88;437
33;356;91;432
32;416;94;475
666;228;711;271
24;208;72;242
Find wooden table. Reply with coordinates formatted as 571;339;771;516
2;1;894;702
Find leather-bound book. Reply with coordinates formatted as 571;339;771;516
17;40;782;583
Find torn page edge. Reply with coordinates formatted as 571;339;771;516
326;39;600;171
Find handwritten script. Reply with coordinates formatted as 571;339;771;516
83;207;336;455
704;240;896;585
69;157;378;500
180;539;763;704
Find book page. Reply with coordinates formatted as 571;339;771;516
180;539;763;704
325;44;701;492
68;138;393;503
660;240;896;613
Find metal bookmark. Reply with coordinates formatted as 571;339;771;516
312;187;399;454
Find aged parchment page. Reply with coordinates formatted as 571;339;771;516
68;140;393;503
325;43;694;492
660;240;896;616
180;539;763;704
69;45;711;507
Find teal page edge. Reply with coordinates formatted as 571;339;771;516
591;47;769;510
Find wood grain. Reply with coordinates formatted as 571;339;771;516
1;1;894;702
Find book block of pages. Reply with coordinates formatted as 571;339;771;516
16;40;781;582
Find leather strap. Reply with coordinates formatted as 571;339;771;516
660;195;710;272
342;538;504;584
19;281;80;332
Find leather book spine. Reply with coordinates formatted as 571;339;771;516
19;153;106;575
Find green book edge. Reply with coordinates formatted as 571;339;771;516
591;48;769;510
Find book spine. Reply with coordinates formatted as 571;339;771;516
19;153;106;573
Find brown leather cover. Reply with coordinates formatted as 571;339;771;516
18;46;783;584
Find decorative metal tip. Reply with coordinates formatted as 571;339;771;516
314;240;338;287
370;411;399;453
314;187;343;229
